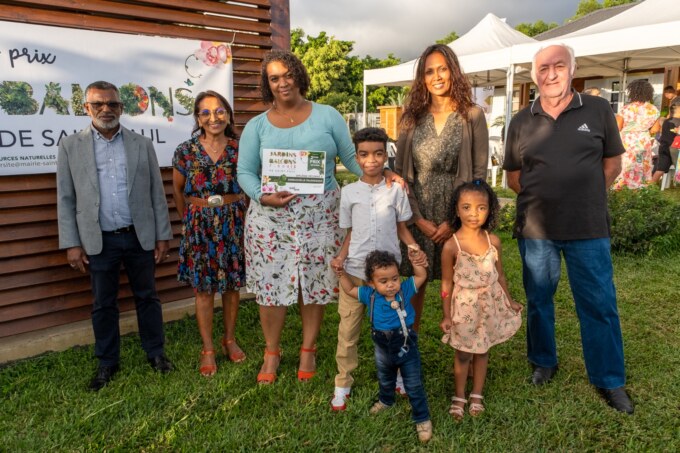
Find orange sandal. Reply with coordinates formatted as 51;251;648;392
297;346;317;382
222;337;246;363
257;348;281;384
199;350;217;377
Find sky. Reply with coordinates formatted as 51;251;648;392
290;0;585;60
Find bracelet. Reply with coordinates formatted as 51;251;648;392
440;291;449;299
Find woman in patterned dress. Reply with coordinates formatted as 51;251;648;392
396;44;489;331
172;91;246;376
237;51;366;384
613;79;661;190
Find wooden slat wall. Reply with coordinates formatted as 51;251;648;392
0;0;290;338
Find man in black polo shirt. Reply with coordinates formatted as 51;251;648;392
503;44;633;414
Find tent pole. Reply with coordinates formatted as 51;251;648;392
363;82;367;128
502;64;515;189
619;58;630;113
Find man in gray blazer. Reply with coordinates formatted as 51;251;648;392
57;81;174;391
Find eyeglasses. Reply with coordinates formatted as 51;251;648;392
198;108;227;119
86;101;123;110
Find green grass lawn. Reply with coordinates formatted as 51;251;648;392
2;233;679;451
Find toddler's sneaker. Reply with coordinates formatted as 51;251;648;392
416;420;433;443
369;400;391;415
395;372;407;397
331;386;351;411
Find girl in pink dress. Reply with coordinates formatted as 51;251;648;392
440;180;523;420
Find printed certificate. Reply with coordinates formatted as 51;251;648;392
261;149;326;194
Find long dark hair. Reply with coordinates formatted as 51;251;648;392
191;90;238;139
400;44;473;130
447;179;499;231
259;50;310;104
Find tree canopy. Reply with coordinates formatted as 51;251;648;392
436;31;459;45
290;28;405;113
514;19;558;37
569;0;637;21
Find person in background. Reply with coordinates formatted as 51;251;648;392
582;87;601;97
57;81;174;391
504;44;633;414
662;85;679;118
651;103;680;184
613;79;660;190
172;90;247;377
396;43;488;331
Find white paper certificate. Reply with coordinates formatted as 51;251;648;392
261;149;326;194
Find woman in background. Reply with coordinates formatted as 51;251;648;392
613;79;661;190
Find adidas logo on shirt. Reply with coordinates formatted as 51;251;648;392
577;123;591;132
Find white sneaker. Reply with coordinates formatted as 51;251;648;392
331;387;351;411
396;371;407;397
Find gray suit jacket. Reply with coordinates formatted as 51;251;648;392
57;126;173;255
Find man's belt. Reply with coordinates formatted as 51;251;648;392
103;225;135;234
188;194;245;208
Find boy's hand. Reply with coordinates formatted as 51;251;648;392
407;245;428;268
439;317;452;333
331;255;345;275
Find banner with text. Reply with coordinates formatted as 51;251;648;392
0;21;234;175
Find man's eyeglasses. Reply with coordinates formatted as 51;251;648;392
86;101;123;110
198;108;227;119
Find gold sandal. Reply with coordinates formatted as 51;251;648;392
448;396;467;420
469;393;485;416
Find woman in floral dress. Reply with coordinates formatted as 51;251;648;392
396;44;489;331
172;90;246;376
613;80;661;190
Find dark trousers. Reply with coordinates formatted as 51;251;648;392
88;230;165;366
372;328;430;423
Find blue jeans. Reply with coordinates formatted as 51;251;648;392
372;327;430;423
88;230;165;366
518;238;625;389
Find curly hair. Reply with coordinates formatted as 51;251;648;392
447;179;499;231
400;44;473;130
353;127;388;149
259;50;310;104
191;90;238;139
626;79;654;103
364;250;399;282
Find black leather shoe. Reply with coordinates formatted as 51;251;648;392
148;354;174;373
88;364;119;391
597;387;634;414
531;364;558;385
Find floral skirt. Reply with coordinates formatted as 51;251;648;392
245;189;343;306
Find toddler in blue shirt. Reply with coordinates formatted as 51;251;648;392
337;250;432;443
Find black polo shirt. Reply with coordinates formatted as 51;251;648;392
503;91;625;240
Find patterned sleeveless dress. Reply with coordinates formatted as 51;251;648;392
442;232;521;353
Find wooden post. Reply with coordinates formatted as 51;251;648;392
270;0;290;50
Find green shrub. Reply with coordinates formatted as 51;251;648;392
608;187;680;255
335;170;358;187
497;202;516;233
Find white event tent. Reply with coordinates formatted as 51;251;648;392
510;0;680;87
365;0;680;129
362;13;537;124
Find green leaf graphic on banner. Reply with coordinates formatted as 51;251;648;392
307;152;325;174
278;174;287;186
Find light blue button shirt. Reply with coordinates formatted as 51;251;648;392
91;126;132;231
